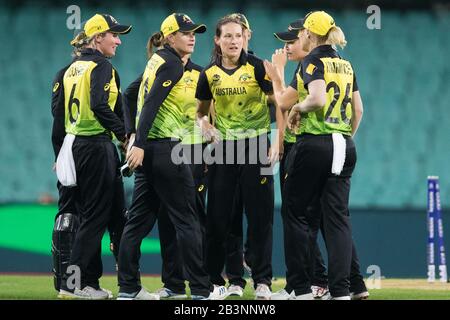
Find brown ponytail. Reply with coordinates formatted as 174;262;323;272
147;31;165;59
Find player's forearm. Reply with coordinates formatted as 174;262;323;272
293;80;327;113
351;112;362;136
273;99;285;144
351;103;363;136
197;100;211;118
351;90;364;137
270;65;287;104
293;93;326;113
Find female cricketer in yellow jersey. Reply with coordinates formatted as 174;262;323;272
276;11;364;299
267;16;368;300
52;29;128;299
196;15;281;300
50;34;84;293
268;17;330;299
154;58;208;299
118;13;227;300
223;12;254;296
57;14;131;299
121;38;207;299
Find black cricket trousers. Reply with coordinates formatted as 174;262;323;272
206;133;274;289
67;135;125;289
282;141;367;293
283;133;356;297
56;182;79;217
118;139;212;297
157;143;208;294
224;184;249;289
280;141;329;291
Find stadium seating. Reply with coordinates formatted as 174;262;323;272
1;3;449;209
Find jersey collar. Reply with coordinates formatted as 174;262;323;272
161;45;195;71
163;44;183;62
80;48;107;58
309;44;336;57
216;49;248;75
185;59;194;71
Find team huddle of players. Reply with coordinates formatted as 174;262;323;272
51;10;368;300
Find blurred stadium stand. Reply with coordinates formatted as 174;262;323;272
0;2;448;209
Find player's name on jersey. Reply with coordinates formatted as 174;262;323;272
323;60;352;75
215;86;247;96
66;64;89;78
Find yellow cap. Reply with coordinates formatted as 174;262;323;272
84;14;132;38
161;13;206;38
303;11;335;36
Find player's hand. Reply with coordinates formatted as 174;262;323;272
268;136;285;165
198;116;220;144
205;127;221;144
288;106;301;132
268;144;281;165
272;48;287;69
126;146;144;170
263;60;281;83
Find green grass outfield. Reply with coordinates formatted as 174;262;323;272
1;276;449;300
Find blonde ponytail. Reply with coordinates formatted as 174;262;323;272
71;31;89;58
326;26;347;49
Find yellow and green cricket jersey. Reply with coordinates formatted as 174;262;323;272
135;46;203;144
285;63;309;143
300;45;357;136
63;49;124;140
178;62;203;145
196;51;273;140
